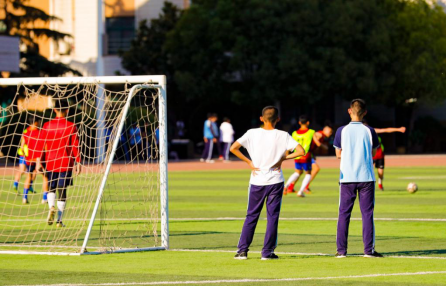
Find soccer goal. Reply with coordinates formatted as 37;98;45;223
0;75;168;255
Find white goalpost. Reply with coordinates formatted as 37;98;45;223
0;75;168;255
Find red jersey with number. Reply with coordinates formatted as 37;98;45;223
42;117;80;172
23;126;45;165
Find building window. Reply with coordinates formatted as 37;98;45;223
105;17;135;55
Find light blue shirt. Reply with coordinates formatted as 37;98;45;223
203;120;214;139
333;122;379;183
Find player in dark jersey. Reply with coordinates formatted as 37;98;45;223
304;125;333;193
363;120;405;191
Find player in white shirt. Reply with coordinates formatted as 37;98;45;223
219;117;235;162
230;106;305;260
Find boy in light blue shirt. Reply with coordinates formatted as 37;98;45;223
333;99;382;258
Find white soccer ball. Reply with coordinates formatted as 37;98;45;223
407;182;418;193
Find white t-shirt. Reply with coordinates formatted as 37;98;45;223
237;128;299;186
220;122;235;143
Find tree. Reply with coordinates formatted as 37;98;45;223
1;0;80;77
119;1;181;78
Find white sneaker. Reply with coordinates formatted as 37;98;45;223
22;198;29;204
205;160;215;163
47;207;56;225
200;158;205;162
41;199;48;204
297;191;305;198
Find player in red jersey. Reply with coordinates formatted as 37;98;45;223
304;125;333;193
42;99;81;227
363;120;405;191
20;115;46;204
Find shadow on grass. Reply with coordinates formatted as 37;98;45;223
383;249;446;256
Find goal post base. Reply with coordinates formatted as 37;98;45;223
82;246;167;255
0;247;167;256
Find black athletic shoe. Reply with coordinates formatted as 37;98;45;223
261;253;279;260
335;252;347;258
234;251;248;260
364;251;384;258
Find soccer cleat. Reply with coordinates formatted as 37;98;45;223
364;251;383;258
47;207;56;225
303;187;312;195
378;183;384;191
297;192;305;198
56;221;65;228
205;159;215;163
29;186;35;193
335;252;347;258
283;188;288;196
22;198;29;204
200;158;205;162
41;199;48;204
234;251;248;260
261;253;279;260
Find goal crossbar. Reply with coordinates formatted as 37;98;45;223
0;75;166;86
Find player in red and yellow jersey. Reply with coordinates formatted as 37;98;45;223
363;120;405;191
21;115;47;204
373;127;406;191
304;125;333;193
284;115;315;198
42;99;81;227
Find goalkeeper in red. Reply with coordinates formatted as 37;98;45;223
43;99;81;227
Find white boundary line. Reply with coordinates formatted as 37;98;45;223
2;217;446;222
39;271;446;286
170;249;446;260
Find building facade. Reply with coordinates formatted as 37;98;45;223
41;0;189;77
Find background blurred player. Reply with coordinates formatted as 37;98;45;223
13;129;35;195
284;115;315;197
219;117;234;162
304;125;333;193
363;120;406;191
43;99;81;227
200;113;218;163
20;115;45;204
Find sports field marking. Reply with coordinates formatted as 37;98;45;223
2;217;446;222
41;271;446;286
171;249;446;260
399;175;446;179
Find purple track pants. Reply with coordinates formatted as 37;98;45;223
237;182;284;257
337;181;375;255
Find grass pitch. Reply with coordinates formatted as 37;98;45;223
1;165;446;285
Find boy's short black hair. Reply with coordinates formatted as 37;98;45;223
299;114;309;123
223;117;230;122
207;113;213;118
211;113;218;118
350;99;367;117
27;114;40;125
261;106;279;123
54;98;70;110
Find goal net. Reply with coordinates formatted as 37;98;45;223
0;76;168;255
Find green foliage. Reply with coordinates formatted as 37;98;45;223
119;2;181;77
165;0;446;107
1;0;80;77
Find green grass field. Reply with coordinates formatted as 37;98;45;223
1;165;446;285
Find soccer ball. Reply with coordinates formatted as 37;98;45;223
407;182;418;193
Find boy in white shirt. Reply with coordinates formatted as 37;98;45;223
230;106;305;260
219;117;235;162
